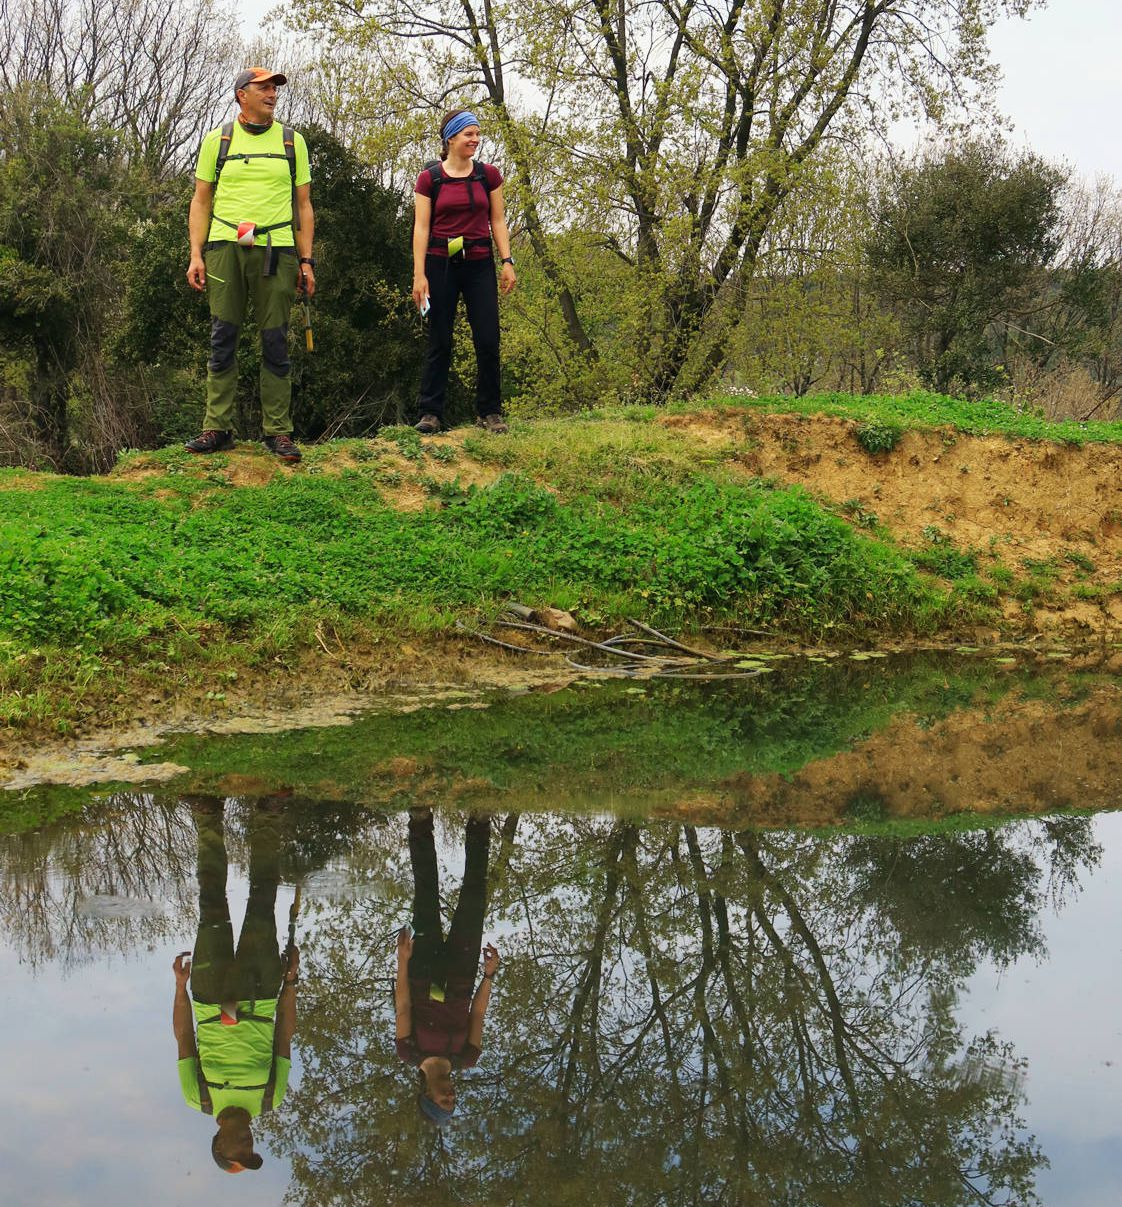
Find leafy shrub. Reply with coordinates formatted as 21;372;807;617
855;420;904;454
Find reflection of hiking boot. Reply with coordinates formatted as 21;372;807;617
185;430;235;454
264;434;302;462
409;806;434;825
415;413;442;434
477;413;508;434
184;795;225;816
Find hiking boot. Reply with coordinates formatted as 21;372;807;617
477;413;508;434
415;413;442;434
185;429;235;454
264;433;302;462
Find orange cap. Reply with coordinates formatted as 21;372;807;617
233;67;287;95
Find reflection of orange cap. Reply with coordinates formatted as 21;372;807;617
233;67;288;95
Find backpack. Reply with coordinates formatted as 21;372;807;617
424;159;493;217
213;121;301;233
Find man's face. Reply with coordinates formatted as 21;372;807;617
215;1117;257;1168
238;81;278;123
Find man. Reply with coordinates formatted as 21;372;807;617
184;67;316;463
173;797;299;1173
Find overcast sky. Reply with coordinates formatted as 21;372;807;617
987;1;1122;181
243;1;1121;181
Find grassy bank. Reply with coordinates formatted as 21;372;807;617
2;391;1118;735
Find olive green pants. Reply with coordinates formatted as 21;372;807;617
203;242;300;435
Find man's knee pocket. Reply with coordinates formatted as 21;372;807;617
261;325;291;378
208;319;239;373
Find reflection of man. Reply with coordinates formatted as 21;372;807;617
172;798;298;1173
395;808;498;1124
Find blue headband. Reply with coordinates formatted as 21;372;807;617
442;111;480;141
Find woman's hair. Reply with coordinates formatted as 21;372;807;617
440;108;470;158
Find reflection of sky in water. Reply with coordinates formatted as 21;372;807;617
0;811;1119;1205
962;812;1122;1207
0;879;297;1207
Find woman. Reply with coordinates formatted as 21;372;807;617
395;808;499;1125
412;108;517;434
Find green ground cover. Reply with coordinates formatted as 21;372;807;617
3;391;1120;733
705;388;1122;444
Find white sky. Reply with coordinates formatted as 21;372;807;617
239;1;1122;181
987;1;1122;181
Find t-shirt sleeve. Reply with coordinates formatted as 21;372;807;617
178;1057;202;1110
396;1036;421;1065
456;1043;482;1069
415;169;434;197
484;163;504;190
195;130;220;183
293;131;311;187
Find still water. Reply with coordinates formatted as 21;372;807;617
0;657;1120;1206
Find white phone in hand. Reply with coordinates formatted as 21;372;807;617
420;296;431;318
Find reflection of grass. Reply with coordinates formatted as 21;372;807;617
148;654;1043;810
824;805;1095;840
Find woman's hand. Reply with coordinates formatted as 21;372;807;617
397;926;414;962
412;275;429;310
482;943;500;976
499;262;517;295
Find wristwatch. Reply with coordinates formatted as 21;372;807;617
299;256;316;267
500;256;515;266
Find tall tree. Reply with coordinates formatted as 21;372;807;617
287;0;1045;401
866;139;1065;394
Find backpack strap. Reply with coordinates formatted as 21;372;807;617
283;125;300;232
195;1062;214;1116
425;159;493;217
214;121;235;186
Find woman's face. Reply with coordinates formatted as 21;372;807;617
449;124;481;159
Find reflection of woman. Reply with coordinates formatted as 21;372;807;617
395;808;498;1124
411;109;517;435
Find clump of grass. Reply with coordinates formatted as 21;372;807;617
855;420;904;455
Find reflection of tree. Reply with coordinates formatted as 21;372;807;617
268;814;1095;1206
844;817;1102;975
0;792;376;969
0;793;196;967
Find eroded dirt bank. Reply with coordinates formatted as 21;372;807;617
661;410;1122;634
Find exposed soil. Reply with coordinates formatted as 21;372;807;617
660;410;1122;635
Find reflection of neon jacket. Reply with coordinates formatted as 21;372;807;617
177;998;291;1118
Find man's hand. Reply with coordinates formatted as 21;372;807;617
298;264;316;298
186;255;206;291
482;943;500;976
397;927;414;962
173;952;192;987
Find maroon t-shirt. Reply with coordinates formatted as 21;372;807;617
415;161;503;259
396;980;481;1068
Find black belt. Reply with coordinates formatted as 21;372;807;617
428;236;492;251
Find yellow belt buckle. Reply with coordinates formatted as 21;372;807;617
447;235;464;257
428;982;446;1002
